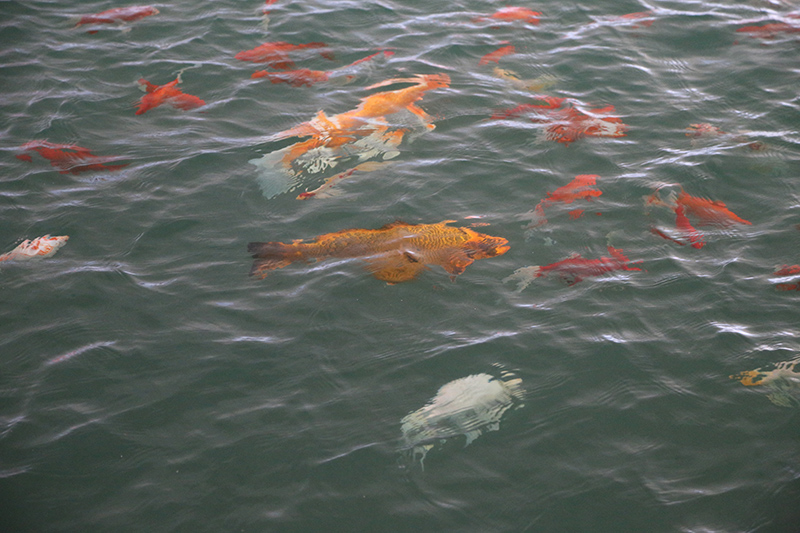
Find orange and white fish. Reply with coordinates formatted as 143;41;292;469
526;174;602;227
0;235;69;262
504;246;643;290
479;44;515;65
17;140;128;174
235;41;334;70
136;76;205;115
492;95;627;145
730;358;800;407
75;5;159;31
248;220;509;283
474;7;541;25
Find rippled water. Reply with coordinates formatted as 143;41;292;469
2;0;800;531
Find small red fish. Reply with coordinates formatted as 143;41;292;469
263;0;278;14
492;96;627;145
475;7;542;25
615;11;655;28
773;264;800;291
736;22;800;38
235;41;333;70
479;44;515;65
136;77;205;115
251;51;393;87
17;140;128;174
0;235;69;262
528;174;602;226
504;246;642;290
676;189;751;227
75;5;159;28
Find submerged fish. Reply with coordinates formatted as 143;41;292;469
479;44;515;65
136;75;205;115
17;140;128;174
736;21;800;38
525;174;602;227
773;264;800;291
0;235;69;262
235;41;333;70
400;368;524;469
248;220;509;283
473;6;541;25
492;67;558;92
492;95;627;146
251;51;394;87
730;357;800;407
75;5;159;31
504;246;643;290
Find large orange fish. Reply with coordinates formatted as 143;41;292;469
527;174;602;227
474;7;541;25
136;76;206;115
17;140;128;174
248;220;509;283
75;5;159;30
235;41;334;70
479;44;515;65
0;235;69;262
492;95;627;145
504;246;642;290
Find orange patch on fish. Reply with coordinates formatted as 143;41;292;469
615;11;655;28
75;5;159;30
136;77;205;115
0;235;69;262
474;7;541;24
248;220;509;283
676;189;751;227
736;22;800;38
528;174;602;227
479;44;515;65
17;140;128;174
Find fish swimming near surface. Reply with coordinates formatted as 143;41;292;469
613;11;655;28
235;41;334;70
492;67;558;92
504;246;643;290
135;75;205;115
0;235;69;262
479;44;515;65
248;220;509;283
492;95;627;146
730;357;800;407
74;5;159;32
645;185;751;227
400;367;524;469
251;51;394;87
524;174;602;227
736;21;800;39
772;264;800;291
16;140;128;174
473;6;541;25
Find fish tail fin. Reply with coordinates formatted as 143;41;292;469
503;266;541;292
247;241;301;278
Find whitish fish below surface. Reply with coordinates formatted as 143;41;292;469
400;367;524;469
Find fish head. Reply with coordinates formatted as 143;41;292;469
463;231;510;259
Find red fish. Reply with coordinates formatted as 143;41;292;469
248;220;509;283
75;5;159;29
251;51;393;87
504;246;643;290
475;7;541;25
673;205;705;248
676;189;751;227
479;44;515;65
528;174;602;227
136;77;205;115
736;22;800;38
615;11;655;28
492;96;627;145
17;140;128;174
235;41;333;70
773;264;800;291
0;235;69;262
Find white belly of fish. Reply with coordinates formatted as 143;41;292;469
401;370;524;469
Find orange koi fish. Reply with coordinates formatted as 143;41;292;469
504;246;642;290
474;7;541;24
479;44;515;65
492;96;627;145
235;41;334;70
75;5;159;30
251;51;393;87
773;264;800;291
0;235;68;262
17;140;128;174
730;358;800;407
136;76;205;115
248;220;509;283
527;174;602;227
736;22;800;38
676;189;751;227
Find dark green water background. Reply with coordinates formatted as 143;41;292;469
1;0;799;531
